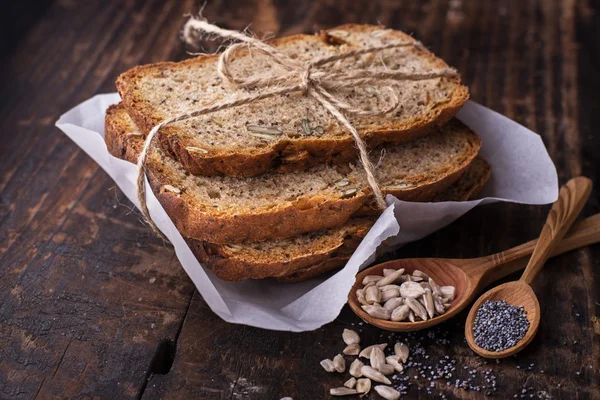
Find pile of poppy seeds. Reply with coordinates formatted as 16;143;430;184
473;300;531;352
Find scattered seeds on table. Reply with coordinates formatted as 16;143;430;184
320;359;336;372
342;329;360;345
386;356;404;372
356;377;371;394
333;354;345;373
349;359;364;378
330;387;358;396
378;363;395;376
359;344;387;359
374;385;401;400
395;342;409;363
343;377;357;389
343;343;360;356
370;347;386;370
361;366;392;384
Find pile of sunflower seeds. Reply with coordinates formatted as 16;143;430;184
356;269;456;322
321;329;409;399
473;300;531;352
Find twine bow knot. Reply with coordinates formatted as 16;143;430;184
136;18;460;240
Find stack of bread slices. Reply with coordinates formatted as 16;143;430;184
105;24;490;282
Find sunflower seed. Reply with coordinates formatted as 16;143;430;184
379;284;401;292
359;344;387;359
412;269;429;280
336;178;350;188
382;268;396;277
301;119;312;135
249;132;279;141
364;286;381;304
320;359;336;372
246;124;283;135
374;385;400;400
408;310;415;322
410;276;424;282
343;343;360;356
363;281;375;290
406;297;428;320
370;347;385;370
344;377;357;389
361;304;390;320
433;293;446;314
395;342;410;363
361;366;391;385
386;356;404;372
381;287;400;302
330;387;358;396
349;359;364;377
224;244;243;252
391;304;410;322
333;354;345;373
185;146;209;154
379;363;395;375
440;286;456;301
341;188;358;199
342;329;360;345
383;297;404;311
362;275;383;285
443;303;452;310
356;378;371;394
428;278;441;296
403;274;412;282
399;281;426;298
163;184;181;194
423;288;435;319
420;282;432;290
356;289;368;305
376;269;405;286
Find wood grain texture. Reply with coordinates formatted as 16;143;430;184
0;0;598;399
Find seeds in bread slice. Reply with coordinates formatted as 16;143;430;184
105;103;481;244
190;157;491;282
116;24;469;178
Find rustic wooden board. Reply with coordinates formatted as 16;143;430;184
0;0;598;399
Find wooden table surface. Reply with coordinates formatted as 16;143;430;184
1;1;599;399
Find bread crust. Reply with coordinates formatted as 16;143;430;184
116;24;469;178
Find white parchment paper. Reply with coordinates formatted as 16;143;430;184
56;93;558;332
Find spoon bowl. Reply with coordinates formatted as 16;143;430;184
464;281;540;358
349;258;474;332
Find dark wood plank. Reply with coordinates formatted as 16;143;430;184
0;0;598;399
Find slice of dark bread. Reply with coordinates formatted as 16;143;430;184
105;103;481;244
189;157;491;282
116;24;469;178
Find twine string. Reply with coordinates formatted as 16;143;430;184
136;18;460;239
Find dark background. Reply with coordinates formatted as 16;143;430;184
0;0;598;399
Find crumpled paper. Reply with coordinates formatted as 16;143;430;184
56;93;558;332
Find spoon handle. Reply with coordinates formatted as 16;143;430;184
520;177;592;284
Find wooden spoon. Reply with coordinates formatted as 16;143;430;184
348;178;595;333
465;176;592;358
